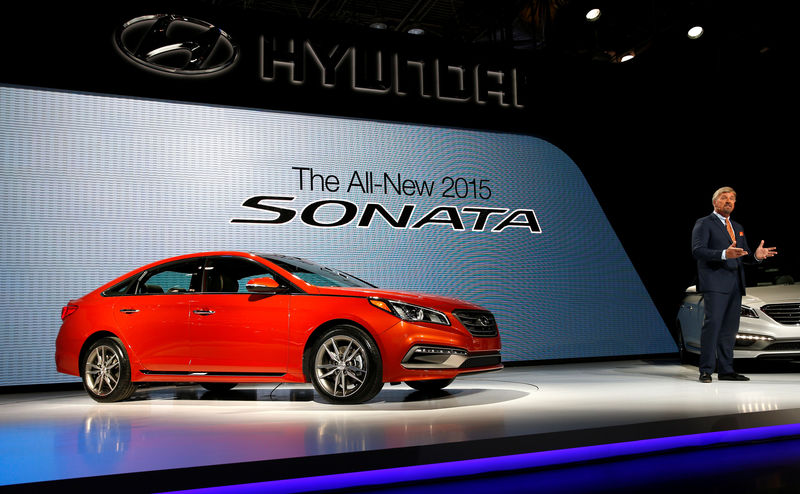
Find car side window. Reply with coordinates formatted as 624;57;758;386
136;259;203;295
103;275;139;296
202;256;279;293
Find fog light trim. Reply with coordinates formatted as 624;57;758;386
401;345;468;369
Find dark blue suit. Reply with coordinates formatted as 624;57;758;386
691;213;753;375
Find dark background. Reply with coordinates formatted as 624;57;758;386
2;0;794;349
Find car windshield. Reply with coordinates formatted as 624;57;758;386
258;255;375;288
745;259;798;287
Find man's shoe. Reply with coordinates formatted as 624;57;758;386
699;372;712;383
719;373;750;381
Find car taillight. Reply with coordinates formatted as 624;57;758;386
61;303;79;320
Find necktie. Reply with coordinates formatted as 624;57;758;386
726;218;736;244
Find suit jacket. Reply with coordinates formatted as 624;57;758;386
691;213;753;295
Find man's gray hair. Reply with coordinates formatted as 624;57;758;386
712;186;736;204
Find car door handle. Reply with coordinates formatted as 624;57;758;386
193;309;216;316
119;309;139;314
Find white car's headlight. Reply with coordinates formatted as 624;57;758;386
369;298;450;325
741;305;759;318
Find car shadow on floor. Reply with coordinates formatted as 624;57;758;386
132;383;530;408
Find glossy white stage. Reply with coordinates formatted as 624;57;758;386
2;358;800;492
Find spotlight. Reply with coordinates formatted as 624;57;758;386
407;27;425;35
585;8;601;22
370;22;388;30
619;51;635;63
687;25;704;39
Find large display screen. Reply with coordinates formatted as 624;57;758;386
0;84;675;386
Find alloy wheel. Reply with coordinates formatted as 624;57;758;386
314;334;369;398
84;344;121;397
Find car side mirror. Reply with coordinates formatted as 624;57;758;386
246;277;285;294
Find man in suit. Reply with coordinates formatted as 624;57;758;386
691;187;777;383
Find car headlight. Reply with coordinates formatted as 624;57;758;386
369;298;450;325
741;305;759;318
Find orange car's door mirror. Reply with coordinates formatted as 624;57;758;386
245;277;284;293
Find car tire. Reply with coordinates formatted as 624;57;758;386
310;325;383;404
405;378;454;393
81;337;137;403
200;383;238;393
677;326;697;365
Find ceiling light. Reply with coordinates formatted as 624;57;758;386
619;51;635;63
687;26;704;39
370;22;388;30
407;27;425;35
585;9;601;22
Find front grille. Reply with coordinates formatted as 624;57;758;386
761;303;800;325
452;310;498;337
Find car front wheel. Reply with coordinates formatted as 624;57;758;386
310;325;383;404
81;337;136;403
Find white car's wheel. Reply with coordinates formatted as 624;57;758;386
677;325;697;365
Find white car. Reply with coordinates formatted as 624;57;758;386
677;265;800;361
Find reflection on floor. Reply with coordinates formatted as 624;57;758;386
2;358;800;492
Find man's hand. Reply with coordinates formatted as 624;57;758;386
726;242;748;259
755;240;778;260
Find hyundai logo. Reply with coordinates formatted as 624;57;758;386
116;14;239;75
478;316;491;327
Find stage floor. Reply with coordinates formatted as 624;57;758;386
2;358;800;491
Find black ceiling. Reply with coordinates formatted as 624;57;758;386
204;0;790;72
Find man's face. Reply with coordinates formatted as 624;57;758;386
714;192;736;217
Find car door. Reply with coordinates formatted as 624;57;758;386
189;255;290;374
111;258;203;372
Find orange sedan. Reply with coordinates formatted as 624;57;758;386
55;252;502;403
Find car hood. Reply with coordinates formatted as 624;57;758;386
744;284;800;307
312;286;486;312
